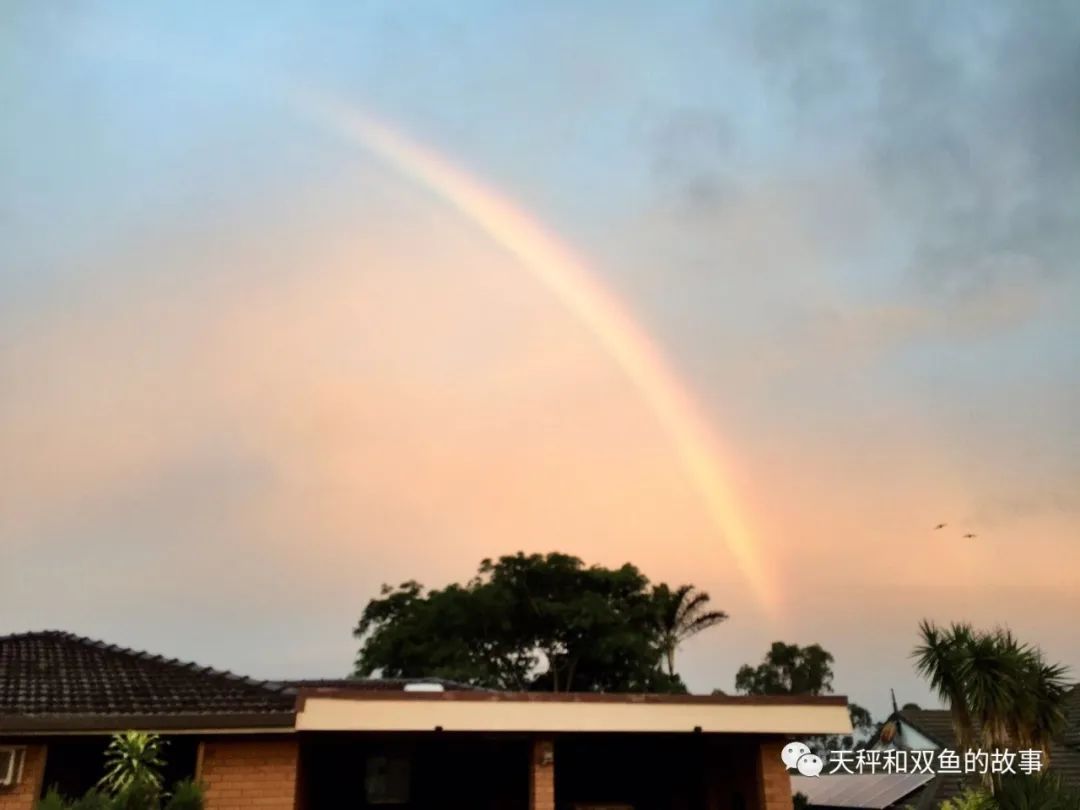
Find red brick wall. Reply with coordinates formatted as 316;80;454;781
529;737;555;810
199;739;299;810
756;741;793;810
0;745;47;810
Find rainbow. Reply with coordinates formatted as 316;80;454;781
297;92;779;614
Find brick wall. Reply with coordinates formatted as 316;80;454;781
199;739;299;810
529;737;555;810
756;740;793;810
0;745;46;810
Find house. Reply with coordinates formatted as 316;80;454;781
791;693;1080;809
0;631;851;810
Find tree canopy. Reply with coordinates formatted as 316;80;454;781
734;640;878;752
734;641;836;696
353;552;727;692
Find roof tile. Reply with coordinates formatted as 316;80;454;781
0;631;294;720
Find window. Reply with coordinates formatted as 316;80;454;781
364;755;410;804
0;748;25;788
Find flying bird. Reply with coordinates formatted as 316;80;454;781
934;523;947;530
964;533;977;539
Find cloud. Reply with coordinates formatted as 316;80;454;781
643;106;739;213
758;1;1079;298
639;0;1079;360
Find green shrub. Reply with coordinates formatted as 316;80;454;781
68;788;112;810
937;775;1080;810
939;789;995;810
162;780;204;810
110;781;161;810
994;773;1080;810
36;787;68;810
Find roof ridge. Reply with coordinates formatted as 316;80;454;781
0;629;285;694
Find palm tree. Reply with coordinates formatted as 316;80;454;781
1017;656;1070;754
914;620;977;750
913;621;1072;788
652;584;728;676
99;731;166;798
962;628;1029;752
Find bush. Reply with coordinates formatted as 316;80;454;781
69;789;113;810
36;780;203;810
110;782;161;810
995;773;1080;810
939;790;994;810
162;780;203;810
937;774;1080;810
36;788;68;810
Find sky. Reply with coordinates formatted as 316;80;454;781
2;1;1078;720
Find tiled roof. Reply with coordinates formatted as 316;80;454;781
896;707;1080;796
1066;685;1080;748
896;709;959;747
0;631;295;730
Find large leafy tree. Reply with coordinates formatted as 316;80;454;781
651;584;728;676
352;579;535;689
734;642;835;696
354;553;716;692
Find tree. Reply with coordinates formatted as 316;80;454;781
651;584;728;676
913;621;1070;760
734;642;835;696
913;621;977;751
805;703;877;755
735;641;857;754
848;703;875;736
353;579;535;689
354;553;713;692
99;732;165;800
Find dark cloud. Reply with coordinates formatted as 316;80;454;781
642;106;740;214
755;1;1080;305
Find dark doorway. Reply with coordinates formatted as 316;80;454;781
301;733;530;810
555;733;710;810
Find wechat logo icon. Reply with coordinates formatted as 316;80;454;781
781;742;824;777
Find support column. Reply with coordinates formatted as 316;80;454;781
756;740;794;810
201;739;300;810
529;736;555;810
0;745;47;810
